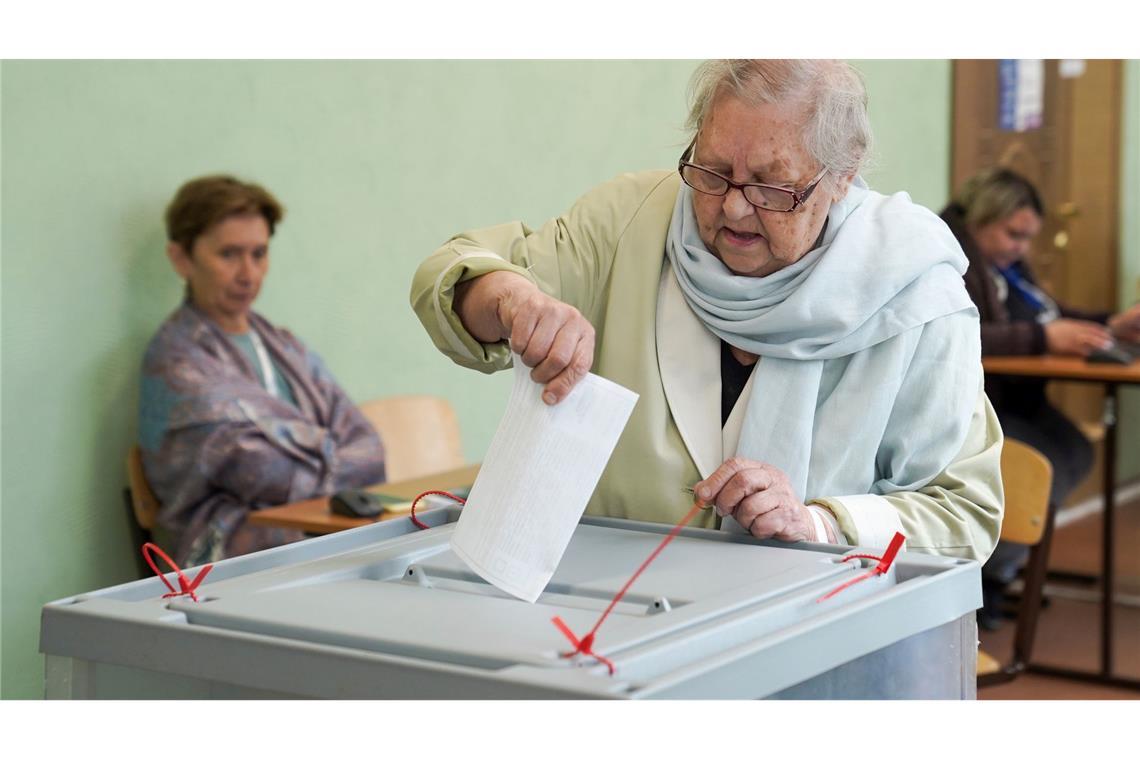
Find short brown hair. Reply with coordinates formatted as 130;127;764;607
164;175;285;252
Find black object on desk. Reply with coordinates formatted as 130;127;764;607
1086;346;1134;365
329;490;405;518
1115;339;1140;359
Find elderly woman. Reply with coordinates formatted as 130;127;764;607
940;168;1140;625
140;175;385;566
411;60;1003;558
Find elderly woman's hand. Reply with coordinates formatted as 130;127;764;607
455;271;595;405
694;458;815;542
503;285;595;405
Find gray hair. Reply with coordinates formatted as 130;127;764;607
685;60;872;178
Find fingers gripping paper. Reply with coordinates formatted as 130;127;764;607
450;355;639;602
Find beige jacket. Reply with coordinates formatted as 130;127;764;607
411;171;1004;559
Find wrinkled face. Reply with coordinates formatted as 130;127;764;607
690;94;851;277
168;213;270;333
970;206;1042;270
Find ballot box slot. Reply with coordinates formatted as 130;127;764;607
398;563;688;616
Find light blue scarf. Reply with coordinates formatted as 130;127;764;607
666;179;981;504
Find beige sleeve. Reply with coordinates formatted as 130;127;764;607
811;388;1005;561
408;171;671;373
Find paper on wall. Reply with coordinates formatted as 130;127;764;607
449;354;638;602
998;59;1045;132
1059;59;1086;79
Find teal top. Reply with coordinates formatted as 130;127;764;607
227;331;299;408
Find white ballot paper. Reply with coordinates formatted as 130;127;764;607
450;354;639;602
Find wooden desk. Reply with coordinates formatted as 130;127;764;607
983;355;1140;690
247;463;480;535
982;355;1140;384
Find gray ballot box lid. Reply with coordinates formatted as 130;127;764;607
41;506;981;699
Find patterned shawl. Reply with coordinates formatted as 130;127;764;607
139;302;385;565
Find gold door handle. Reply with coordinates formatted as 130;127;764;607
1057;202;1080;218
1054;230;1070;250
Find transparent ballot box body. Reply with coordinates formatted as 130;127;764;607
41;507;980;699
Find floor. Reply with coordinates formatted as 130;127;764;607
977;487;1140;700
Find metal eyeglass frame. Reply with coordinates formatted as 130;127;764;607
677;138;829;213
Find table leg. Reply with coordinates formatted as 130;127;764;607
1027;382;1140;690
1101;384;1117;676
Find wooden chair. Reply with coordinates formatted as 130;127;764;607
977;437;1054;686
123;445;164;576
358;395;465;482
125;445;161;534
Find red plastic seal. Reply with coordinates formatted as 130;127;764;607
409;490;467;530
550;500;706;676
141;542;213;602
815;531;906;603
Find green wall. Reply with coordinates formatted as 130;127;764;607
0;58;1006;699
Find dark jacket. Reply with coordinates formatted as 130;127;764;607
939;202;1109;412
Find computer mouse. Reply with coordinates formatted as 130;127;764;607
1086;346;1134;365
329;490;384;518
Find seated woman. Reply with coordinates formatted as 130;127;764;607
140;175;385;566
411;60;1004;560
940;167;1140;627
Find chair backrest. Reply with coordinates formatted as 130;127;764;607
999;438;1053;545
977;437;1056;685
126;445;161;532
358;395;464;482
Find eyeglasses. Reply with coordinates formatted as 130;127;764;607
677;139;829;213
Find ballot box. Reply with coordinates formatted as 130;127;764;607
41;506;980;699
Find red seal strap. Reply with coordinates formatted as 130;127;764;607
409;490;467;530
141;542;213;602
815;531;906;603
550;500;706;676
551;615;616;675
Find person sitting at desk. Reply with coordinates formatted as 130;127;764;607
939;167;1140;628
412;59;1003;560
139;175;385;566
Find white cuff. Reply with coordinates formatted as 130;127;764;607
808;505;847;546
828;494;905;551
808;507;828;542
